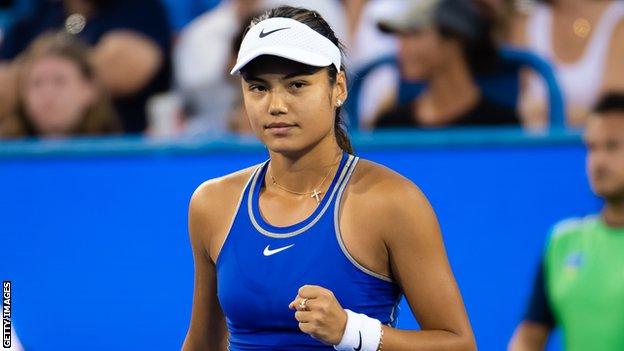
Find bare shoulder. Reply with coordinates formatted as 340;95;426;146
189;165;259;261
344;159;434;235
608;18;624;51
613;16;624;36
190;165;257;209
602;18;624;91
607;17;624;52
348;158;427;206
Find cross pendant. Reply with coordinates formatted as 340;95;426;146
311;189;322;203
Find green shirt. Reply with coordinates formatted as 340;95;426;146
545;215;624;351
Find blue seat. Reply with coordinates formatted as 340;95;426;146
345;46;565;130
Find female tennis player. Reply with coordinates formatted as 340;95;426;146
182;6;475;351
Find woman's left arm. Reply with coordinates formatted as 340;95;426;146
379;183;476;350
290;172;476;350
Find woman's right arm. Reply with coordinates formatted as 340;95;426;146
508;322;549;351
182;184;229;351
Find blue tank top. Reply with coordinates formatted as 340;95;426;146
216;153;402;350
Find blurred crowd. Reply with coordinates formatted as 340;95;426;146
0;0;623;139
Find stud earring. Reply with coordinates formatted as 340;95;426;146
336;99;343;107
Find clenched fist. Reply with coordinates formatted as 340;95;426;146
288;285;348;345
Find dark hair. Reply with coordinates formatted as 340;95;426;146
437;0;500;75
246;6;354;154
593;92;624;115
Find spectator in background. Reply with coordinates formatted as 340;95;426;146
0;0;36;127
173;0;262;136
345;0;401;66
223;12;262;134
0;0;35;39
483;0;517;41
343;0;402;129
173;0;346;135
159;0;221;33
0;0;171;133
511;0;624;128
0;32;121;138
508;92;624;351
373;0;520;128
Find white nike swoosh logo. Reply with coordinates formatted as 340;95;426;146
263;244;295;256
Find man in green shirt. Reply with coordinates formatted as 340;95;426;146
509;92;624;351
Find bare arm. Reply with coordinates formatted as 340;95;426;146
91;30;163;97
601;20;624;94
380;180;476;350
508;321;550;351
508;260;552;351
343;0;368;44
182;185;228;351
509;14;550;129
0;62;18;124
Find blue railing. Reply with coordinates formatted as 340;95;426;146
346;46;566;130
0;127;582;159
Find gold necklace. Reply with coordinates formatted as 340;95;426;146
268;156;341;203
572;17;591;39
65;13;87;34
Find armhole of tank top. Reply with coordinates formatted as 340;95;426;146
333;158;395;283
587;2;624;66
214;165;263;267
526;4;550;53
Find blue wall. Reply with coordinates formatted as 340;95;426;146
0;129;598;350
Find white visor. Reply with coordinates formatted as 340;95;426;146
230;17;342;75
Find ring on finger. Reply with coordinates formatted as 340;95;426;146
298;298;309;311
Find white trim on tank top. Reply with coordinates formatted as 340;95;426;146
333;157;395;283
248;154;355;238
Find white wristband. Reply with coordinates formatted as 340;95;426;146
334;309;382;351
